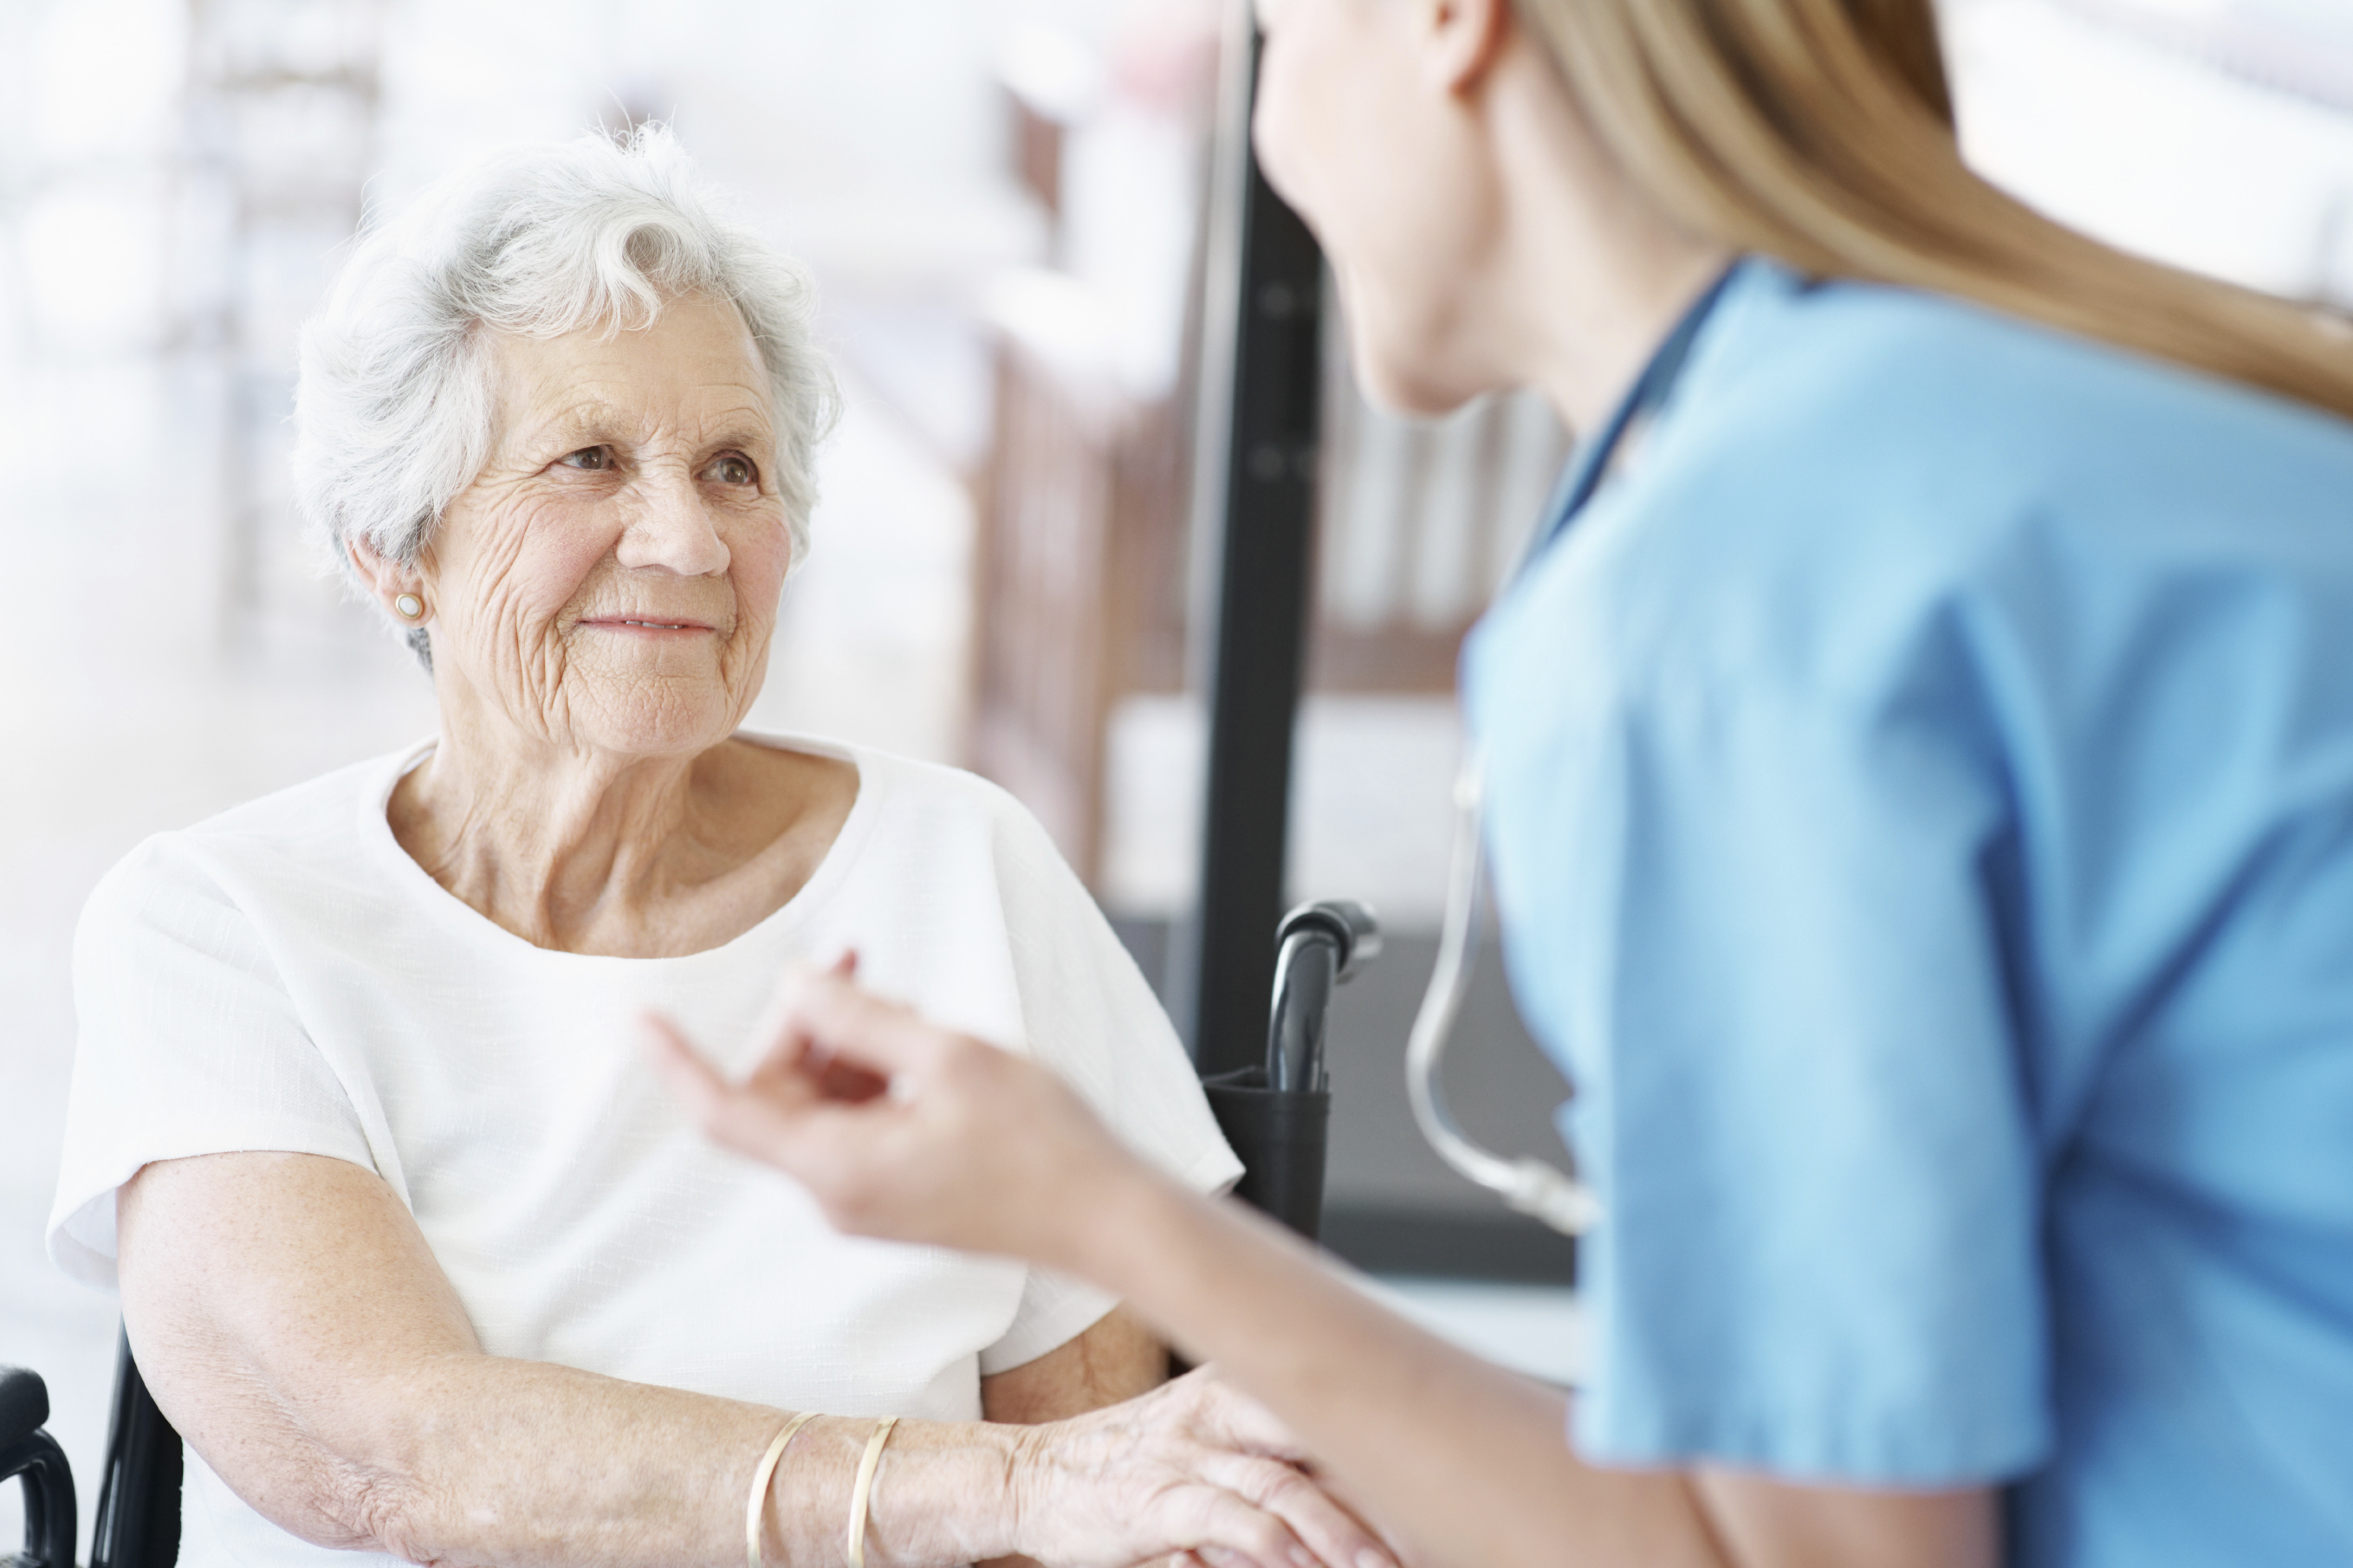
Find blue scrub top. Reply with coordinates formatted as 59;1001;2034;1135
1461;257;2353;1565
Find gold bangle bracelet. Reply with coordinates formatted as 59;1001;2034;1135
845;1416;899;1568
747;1411;820;1568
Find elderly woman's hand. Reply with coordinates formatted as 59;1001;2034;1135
644;964;1153;1272
1006;1367;1381;1568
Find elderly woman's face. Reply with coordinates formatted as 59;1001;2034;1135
419;294;789;756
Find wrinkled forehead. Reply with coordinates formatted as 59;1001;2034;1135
480;290;775;450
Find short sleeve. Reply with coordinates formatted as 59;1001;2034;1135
988;800;1244;1196
48;838;374;1289
1474;622;2052;1487
976;797;1242;1372
976;1265;1125;1377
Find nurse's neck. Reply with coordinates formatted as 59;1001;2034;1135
1466;22;1736;436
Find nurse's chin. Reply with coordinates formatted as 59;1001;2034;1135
1350;345;1508;423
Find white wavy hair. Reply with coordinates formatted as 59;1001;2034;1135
293;125;839;664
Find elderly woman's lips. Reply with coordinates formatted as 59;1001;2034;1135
580;617;718;633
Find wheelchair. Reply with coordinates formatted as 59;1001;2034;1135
3;901;1375;1568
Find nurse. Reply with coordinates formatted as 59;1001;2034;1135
649;0;2353;1564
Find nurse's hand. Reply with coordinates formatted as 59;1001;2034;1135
642;962;1153;1271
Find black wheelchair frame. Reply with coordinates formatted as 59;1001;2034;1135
3;1332;179;1568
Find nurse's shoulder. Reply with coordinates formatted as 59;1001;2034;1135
1696;262;2353;553
1536;258;2353;705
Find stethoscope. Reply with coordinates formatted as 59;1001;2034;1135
1404;264;1740;1238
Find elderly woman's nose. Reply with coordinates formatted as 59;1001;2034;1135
617;469;731;575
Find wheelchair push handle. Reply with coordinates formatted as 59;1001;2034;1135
1205;900;1381;1241
1267;899;1379;1092
1;1364;77;1568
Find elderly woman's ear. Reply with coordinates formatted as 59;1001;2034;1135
346;532;433;626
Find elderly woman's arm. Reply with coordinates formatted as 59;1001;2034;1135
120;1150;1387;1568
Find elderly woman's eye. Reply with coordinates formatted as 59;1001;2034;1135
559;446;613;471
703;453;757;485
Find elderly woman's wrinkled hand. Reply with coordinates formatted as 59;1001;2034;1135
1007;1366;1392;1568
643;962;1145;1272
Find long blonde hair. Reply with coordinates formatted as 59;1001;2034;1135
1514;0;2353;421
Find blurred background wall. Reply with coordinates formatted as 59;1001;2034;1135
5;0;2352;1552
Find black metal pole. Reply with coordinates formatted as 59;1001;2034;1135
1177;21;1325;1077
92;1331;183;1568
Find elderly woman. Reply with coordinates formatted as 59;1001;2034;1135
46;128;1387;1568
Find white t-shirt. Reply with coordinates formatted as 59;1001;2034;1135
49;734;1240;1568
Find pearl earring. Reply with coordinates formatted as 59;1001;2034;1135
394;593;425;619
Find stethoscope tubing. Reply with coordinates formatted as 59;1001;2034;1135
1403;263;1743;1239
1404;761;1603;1236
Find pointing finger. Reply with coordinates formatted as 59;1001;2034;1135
774;967;963;1081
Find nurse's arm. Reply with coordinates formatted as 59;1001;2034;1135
1092;1167;1997;1568
647;972;1998;1568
